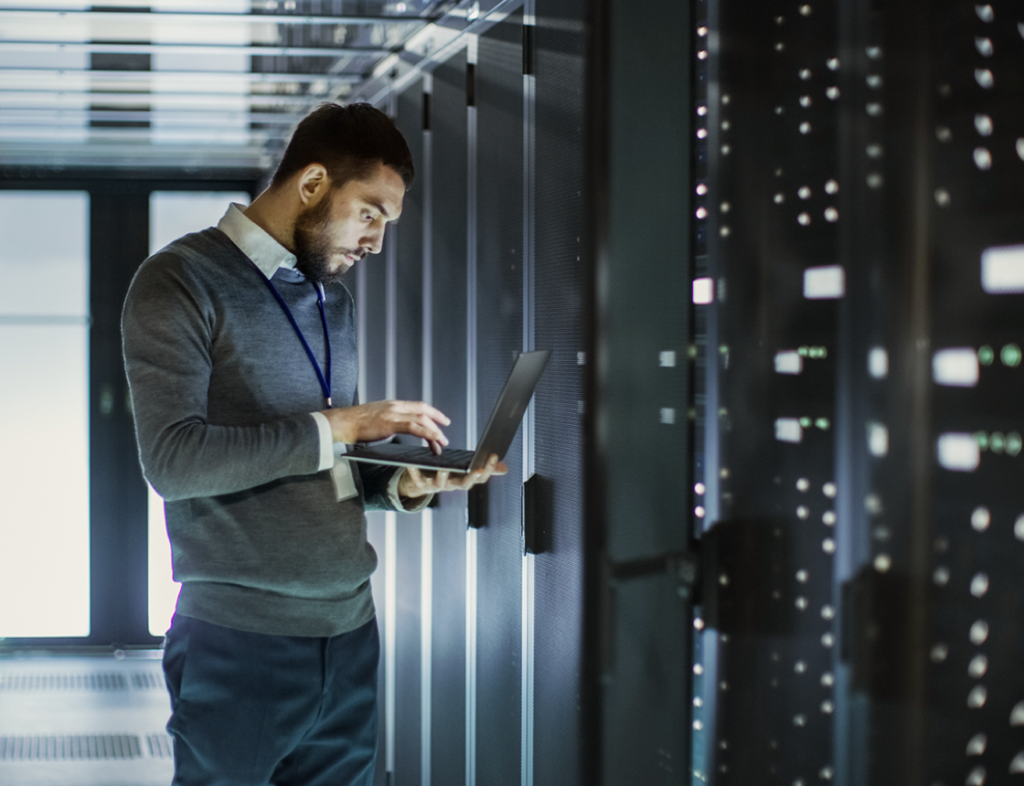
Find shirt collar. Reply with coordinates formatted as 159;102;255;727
216;202;297;279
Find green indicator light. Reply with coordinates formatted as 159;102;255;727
979;345;995;365
991;432;1006;454
1001;343;1022;367
798;346;809;357
815;347;829;359
975;431;989;451
1007;432;1022;456
815;418;831;430
800;417;812;428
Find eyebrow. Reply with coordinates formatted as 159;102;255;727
367;200;392;220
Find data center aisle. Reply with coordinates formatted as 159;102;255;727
0;651;174;786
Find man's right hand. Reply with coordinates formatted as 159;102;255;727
322;401;451;453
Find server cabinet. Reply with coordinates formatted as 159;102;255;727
697;0;1024;784
474;13;526;786
586;0;696;783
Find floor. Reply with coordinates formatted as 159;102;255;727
0;650;175;786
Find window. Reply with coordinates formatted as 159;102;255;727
0;192;91;638
147;190;250;636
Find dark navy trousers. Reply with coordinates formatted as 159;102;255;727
163;614;379;786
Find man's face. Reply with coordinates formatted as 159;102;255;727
293;161;405;284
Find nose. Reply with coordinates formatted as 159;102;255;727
361;222;386;255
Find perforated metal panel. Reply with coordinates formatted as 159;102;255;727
427;48;470;786
392;80;426;786
473;14;526;786
532;0;588;782
361;251;388;406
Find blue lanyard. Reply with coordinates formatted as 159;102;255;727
257;269;333;408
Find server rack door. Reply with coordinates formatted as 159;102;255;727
532;0;588;784
696;0;844;783
701;0;1024;784
587;0;695;783
845;0;1024;783
357;174;392;786
428;48;471;786
393;79;426;786
474;12;526;786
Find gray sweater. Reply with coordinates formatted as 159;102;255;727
123;227;397;637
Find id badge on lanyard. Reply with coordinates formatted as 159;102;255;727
259;270;357;502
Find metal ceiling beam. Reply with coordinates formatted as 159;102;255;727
0;144;271;170
0;9;432;26
0;92;321;106
0;68;361;83
0;42;390;57
0;128;276;140
0;110;295;124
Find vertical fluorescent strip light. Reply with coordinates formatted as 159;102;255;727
803;265;846;299
421;509;433;786
385;512;397;775
981;244;1024;293
937;433;981;472
932;348;980;387
465;33;480;786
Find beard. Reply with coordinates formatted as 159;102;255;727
292;193;361;285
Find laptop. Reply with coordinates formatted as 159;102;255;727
344;349;552;474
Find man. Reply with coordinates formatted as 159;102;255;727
122;102;504;785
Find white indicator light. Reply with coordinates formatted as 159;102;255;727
659;351;676;367
938;433;981;472
981;244;1024;293
869;347;889;379
693;277;715;304
933;348;980;387
775;351;804;375
775;418;804;443
803;265;846;299
867;422;889;456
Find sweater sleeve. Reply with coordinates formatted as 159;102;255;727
122;252;322;501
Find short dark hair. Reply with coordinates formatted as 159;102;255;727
271;102;414;191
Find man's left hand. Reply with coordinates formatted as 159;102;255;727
398;454;507;500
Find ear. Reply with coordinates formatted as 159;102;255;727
296;163;330;207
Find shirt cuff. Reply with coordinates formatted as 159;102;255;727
387;468;434;513
310;411;336;471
